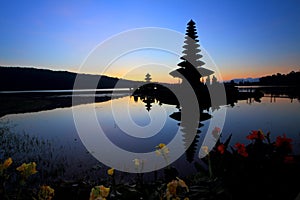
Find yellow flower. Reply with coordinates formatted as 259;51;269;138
3;157;12;169
155;143;170;165
89;186;100;200
155;143;169;155
167;180;177;195
133;158;140;166
38;185;55;200
202;146;209;155
30;162;38;174
16;163;26;172
157;143;166;149
100;185;110;198
107;168;114;176
89;185;110;200
176;177;189;192
133;158;144;173
16;162;38;178
165;177;189;200
162;146;170;154
155;150;161;156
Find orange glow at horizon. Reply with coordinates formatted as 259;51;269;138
103;68;180;84
219;65;299;82
77;64;299;84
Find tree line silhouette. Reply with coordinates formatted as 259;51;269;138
259;71;300;86
234;71;300;86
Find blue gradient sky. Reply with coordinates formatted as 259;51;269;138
0;0;299;82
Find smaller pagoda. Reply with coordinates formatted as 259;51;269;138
145;73;152;83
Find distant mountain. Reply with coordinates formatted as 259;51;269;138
230;77;259;84
230;70;300;86
0;66;141;91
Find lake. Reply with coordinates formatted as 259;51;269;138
1;88;300;181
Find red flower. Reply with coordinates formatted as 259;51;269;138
217;144;225;154
274;134;293;153
284;156;295;164
246;130;265;141
212;127;221;139
234;143;248;157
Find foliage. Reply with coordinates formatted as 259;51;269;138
89;185;110;200
198;129;300;200
37;185;55;200
1;120;300;199
0;120;67;182
0;66;138;91
259;70;300;86
0;157;55;200
155;143;170;165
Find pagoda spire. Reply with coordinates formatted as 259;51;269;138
169;20;214;89
145;73;152;83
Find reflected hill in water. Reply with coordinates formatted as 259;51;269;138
0;90;129;118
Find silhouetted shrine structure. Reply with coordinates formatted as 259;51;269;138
132;19;242;162
145;73;152;83
169;20;214;91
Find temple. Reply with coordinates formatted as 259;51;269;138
145;73;152;83
169;20;214;90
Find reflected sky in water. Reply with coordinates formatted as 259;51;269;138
1;94;300;177
219;97;300;153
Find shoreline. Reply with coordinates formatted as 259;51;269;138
0;92;130;118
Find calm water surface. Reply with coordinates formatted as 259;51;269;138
1;93;300;179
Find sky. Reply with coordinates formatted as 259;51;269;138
0;0;300;82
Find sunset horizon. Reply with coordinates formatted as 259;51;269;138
1;1;300;199
1;0;299;84
0;63;298;84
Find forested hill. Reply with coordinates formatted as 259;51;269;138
0;66;140;91
259;71;300;86
231;71;300;86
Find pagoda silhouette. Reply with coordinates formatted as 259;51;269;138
131;20;235;162
169;20;214;93
133;20;218;107
145;73;152;83
168;20;216;162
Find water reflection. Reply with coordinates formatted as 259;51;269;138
97;97;179;153
237;86;300;104
141;96;155;112
1;87;300;178
132;91;213;163
0;91;129;118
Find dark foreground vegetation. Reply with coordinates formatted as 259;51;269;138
1;121;300;200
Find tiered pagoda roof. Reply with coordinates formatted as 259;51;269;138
170;20;214;83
